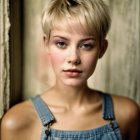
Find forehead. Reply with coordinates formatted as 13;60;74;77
50;17;97;37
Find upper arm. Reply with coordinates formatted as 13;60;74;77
1;112;16;140
113;95;140;140
0;101;35;140
126;100;140;140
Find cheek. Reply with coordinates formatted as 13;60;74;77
83;54;99;72
50;50;66;68
51;53;61;65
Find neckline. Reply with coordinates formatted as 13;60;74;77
49;120;119;137
32;91;115;127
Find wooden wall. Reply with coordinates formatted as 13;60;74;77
0;0;10;118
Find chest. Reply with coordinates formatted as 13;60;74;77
40;121;123;140
30;112;122;140
51;112;109;131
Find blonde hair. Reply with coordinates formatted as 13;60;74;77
41;0;111;40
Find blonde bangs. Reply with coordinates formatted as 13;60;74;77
42;0;111;40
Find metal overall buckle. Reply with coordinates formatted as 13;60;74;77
45;122;52;137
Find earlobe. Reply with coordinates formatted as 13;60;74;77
99;39;108;59
43;34;50;53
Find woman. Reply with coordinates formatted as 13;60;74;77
1;0;140;139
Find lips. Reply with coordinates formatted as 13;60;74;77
63;69;82;73
63;69;82;77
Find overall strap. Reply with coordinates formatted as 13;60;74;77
101;93;115;120
31;95;55;126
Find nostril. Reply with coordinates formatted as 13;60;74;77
68;59;81;65
74;60;81;65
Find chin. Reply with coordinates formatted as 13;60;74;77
62;79;86;87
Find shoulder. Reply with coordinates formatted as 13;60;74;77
1;99;38;139
111;94;140;139
111;94;140;121
1;100;35;129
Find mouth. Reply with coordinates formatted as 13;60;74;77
63;69;82;77
63;69;82;73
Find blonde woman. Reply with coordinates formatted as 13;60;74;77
1;0;140;140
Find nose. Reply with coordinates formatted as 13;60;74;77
67;48;81;65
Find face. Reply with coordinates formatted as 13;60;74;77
44;23;107;87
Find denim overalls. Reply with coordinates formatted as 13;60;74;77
31;93;123;140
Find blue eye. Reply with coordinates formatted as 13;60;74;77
80;43;93;50
56;41;66;49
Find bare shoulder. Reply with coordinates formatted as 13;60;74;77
1;99;39;140
1;100;35;130
111;94;140;121
111;94;140;139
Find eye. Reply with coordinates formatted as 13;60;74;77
56;41;66;49
80;43;93;50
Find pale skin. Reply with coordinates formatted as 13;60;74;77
1;23;140;140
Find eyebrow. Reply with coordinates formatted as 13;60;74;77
52;35;96;41
52;36;69;41
80;38;96;42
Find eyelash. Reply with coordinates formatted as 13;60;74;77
80;43;94;50
55;41;67;49
54;40;94;50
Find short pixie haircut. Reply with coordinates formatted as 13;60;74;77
41;0;111;40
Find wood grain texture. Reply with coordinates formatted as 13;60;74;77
108;0;140;103
0;0;10;117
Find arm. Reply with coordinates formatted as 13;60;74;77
127;102;140;140
0;101;35;140
1;113;17;140
1;116;33;140
113;95;140;140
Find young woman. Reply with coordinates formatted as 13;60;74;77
1;0;140;140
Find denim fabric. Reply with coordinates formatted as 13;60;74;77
31;93;123;140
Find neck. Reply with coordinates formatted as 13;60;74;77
51;82;93;108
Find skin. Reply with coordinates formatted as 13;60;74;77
1;23;140;140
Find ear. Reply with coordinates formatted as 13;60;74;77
43;34;50;54
99;39;108;59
